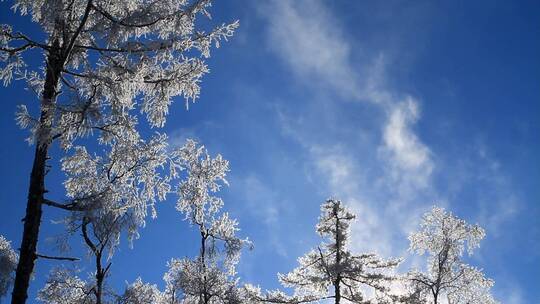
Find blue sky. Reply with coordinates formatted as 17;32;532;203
1;0;539;303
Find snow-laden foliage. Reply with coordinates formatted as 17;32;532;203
59;137;227;250
407;207;497;304
37;268;94;304
243;283;322;304
2;0;239;147
2;1;238;302
164;141;250;304
118;277;166;304
0;235;18;299
250;199;402;304
38;140;234;304
61;133;176;249
164;259;244;304
175;139;230;232
41;140;240;304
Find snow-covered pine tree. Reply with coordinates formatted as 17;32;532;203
248;199;401;304
407;207;497;304
164;140;250;304
0;1;238;303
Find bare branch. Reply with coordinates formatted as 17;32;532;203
42;198;86;211
35;253;80;262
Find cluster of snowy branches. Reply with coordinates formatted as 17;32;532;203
0;0;497;303
0;236;18;299
406;207;496;304
31;138;251;304
1;199;498;304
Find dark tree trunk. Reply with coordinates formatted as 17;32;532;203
334;206;341;304
334;279;341;304
200;231;209;304
95;253;104;304
11;4;96;302
11;43;62;304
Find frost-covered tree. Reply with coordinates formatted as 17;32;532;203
163;140;250;304
38;139;232;304
407;207;497;304
37;134;177;304
60;134;180;304
37;268;94;304
118;278;167;304
249;199;401;304
0;236;18;300
31;137;180;304
36;140;240;304
0;1;238;302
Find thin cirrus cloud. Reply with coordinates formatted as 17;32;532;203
263;0;359;101
260;0;436;257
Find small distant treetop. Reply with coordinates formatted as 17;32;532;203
118;277;167;304
407;207;497;304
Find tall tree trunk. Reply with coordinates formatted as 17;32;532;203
11;43;62;304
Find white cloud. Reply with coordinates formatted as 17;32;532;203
262;0;435;259
309;145;393;255
262;0;434;201
381;98;430;173
262;0;360;100
471;142;521;238
505;289;524;304
168;127;199;149
379;97;434;197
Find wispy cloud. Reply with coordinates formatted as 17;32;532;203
261;0;435;258
232;174;290;258
263;0;360;100
238;174;280;226
496;282;524;304
309;144;393;254
378;97;434;200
